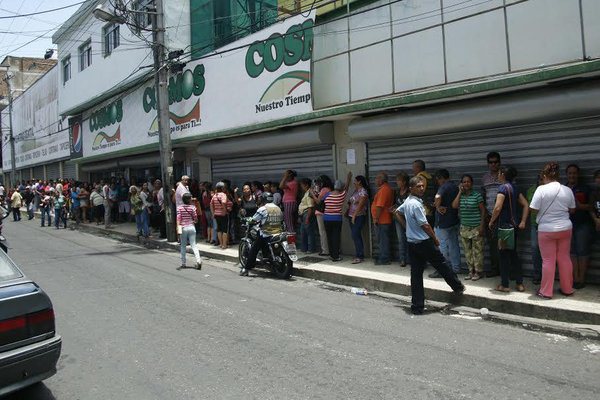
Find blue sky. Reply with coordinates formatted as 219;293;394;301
0;0;82;60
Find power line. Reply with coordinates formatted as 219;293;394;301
0;1;86;20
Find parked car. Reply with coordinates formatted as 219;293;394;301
0;249;61;396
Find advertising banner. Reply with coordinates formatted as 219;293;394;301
79;11;314;158
2;67;69;170
69;115;83;159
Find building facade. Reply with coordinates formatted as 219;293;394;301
4;0;600;281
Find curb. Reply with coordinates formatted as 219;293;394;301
73;222;600;326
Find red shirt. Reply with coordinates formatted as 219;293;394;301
371;182;394;224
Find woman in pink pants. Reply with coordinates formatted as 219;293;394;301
529;162;576;299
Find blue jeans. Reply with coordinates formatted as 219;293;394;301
135;211;149;237
350;215;366;259
180;225;202;266
530;225;542;281
394;219;409;264
299;213;316;252
376;223;392;263
40;207;52;226
435;224;462;273
54;208;66;228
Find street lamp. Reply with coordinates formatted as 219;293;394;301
92;4;126;24
92;0;176;242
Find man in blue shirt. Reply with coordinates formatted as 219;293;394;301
70;186;81;225
430;169;462;277
397;176;465;315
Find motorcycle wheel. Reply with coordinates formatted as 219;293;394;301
238;240;251;268
272;252;293;280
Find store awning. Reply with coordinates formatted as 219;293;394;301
348;81;600;141
196;123;334;157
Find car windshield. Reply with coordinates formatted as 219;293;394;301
0;251;22;282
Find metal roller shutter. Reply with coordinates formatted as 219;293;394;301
33;165;44;180
211;146;335;189
367;115;600;283
46;162;60;180
63;162;77;180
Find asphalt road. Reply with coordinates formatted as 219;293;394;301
4;219;600;400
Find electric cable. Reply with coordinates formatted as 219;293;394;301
0;1;86;20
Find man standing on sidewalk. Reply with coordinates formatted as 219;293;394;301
23;186;35;220
102;180;112;228
371;172;394;265
397;176;465;315
430;169;461;277
10;187;23;221
482;151;502;277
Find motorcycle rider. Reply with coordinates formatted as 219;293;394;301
239;191;284;276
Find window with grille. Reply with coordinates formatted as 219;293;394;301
103;23;120;56
79;40;92;71
62;56;71;83
132;0;153;31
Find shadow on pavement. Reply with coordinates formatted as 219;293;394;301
4;382;56;400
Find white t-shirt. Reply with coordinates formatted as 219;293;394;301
175;183;190;207
530;181;575;232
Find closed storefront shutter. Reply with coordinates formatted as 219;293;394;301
211;146;335;189
33;165;44;180
46;162;60;180
63;162;77;180
367;116;600;282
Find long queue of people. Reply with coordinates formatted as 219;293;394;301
2;150;598;298
189;153;599;298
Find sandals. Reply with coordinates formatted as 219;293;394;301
494;285;510;293
516;284;526;292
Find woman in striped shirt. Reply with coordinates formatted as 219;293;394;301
322;171;353;262
177;193;202;270
452;174;486;281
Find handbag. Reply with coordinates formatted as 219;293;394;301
315;192;329;213
497;184;516;250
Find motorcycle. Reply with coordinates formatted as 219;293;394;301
0;204;10;253
238;218;297;279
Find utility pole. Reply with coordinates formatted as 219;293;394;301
2;74;16;188
151;0;176;242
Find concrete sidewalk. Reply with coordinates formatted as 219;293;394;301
64;219;600;326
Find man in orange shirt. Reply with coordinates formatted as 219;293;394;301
371;172;394;265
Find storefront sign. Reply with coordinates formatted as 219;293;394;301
1;67;70;170
77;11;314;158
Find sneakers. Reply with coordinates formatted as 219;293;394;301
428;271;442;278
471;272;482;281
239;268;249;276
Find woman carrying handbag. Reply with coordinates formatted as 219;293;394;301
488;166;529;293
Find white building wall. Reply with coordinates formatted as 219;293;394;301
313;0;596;109
55;0;190;115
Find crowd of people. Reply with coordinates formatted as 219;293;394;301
1;151;598;298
